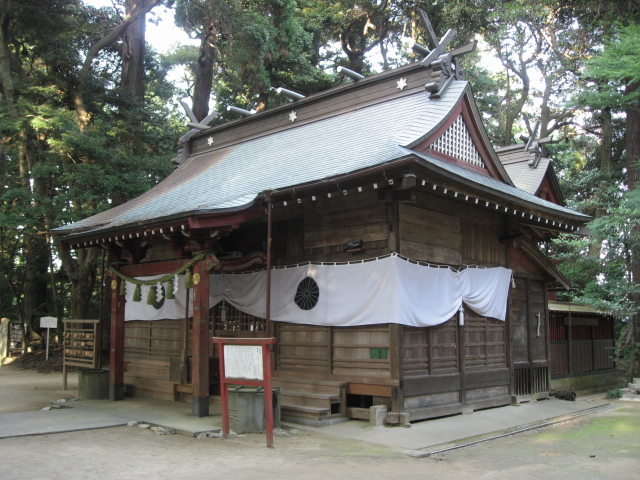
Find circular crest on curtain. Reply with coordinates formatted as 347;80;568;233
294;277;319;310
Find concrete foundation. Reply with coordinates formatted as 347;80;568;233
228;386;281;434
370;405;387;426
78;369;109;400
551;371;620;394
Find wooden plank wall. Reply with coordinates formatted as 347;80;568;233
272;189;393;380
332;325;390;377
399;203;461;264
397;194;510;418
402;319;459;379
123;320;183;400
276;324;331;373
464;312;507;372
272;190;391;265
509;278;529;364
399;192;507;266
275;323;391;378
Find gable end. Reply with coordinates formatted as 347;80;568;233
412;96;504;180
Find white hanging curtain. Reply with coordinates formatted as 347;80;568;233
123;255;512;327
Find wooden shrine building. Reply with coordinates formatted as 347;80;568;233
495;136;616;393
53;17;591;426
548;301;617;393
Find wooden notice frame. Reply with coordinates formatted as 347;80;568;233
62;319;100;390
212;337;276;448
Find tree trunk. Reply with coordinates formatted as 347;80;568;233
601;107;613;174
504;64;530;145
625;81;640;379
17;128;49;339
192;20;217;122
122;0;147;99
59;247;99;319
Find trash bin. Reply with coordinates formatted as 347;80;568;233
227;386;281;434
78;369;109;400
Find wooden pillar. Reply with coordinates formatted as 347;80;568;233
389;323;404;412
458;312;467;407
109;272;125;401
192;258;210;417
265;192;273;338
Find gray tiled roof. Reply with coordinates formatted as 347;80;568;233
407;149;589;221
53;79;587;238
495;144;550;195
54;81;467;235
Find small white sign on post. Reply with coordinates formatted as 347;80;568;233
40;316;57;361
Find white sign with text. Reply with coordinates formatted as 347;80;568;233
223;345;263;380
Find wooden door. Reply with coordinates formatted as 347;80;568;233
510;276;549;398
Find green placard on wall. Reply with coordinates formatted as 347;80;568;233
370;348;388;359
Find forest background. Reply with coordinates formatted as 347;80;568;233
1;0;639;380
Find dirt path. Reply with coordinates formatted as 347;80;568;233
1;367;638;479
0;367;77;414
1;402;638;479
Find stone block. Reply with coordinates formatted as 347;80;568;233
369;405;387;426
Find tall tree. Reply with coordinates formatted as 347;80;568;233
0;0;176;325
579;23;640;378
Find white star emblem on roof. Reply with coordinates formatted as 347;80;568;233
396;77;407;91
289;111;297;122
207;136;214;146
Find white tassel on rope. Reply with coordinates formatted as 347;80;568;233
173;274;179;296
156;282;163;303
458;306;465;326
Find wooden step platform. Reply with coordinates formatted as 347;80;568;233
274;376;348;427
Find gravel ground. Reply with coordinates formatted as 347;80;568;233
1;367;639;480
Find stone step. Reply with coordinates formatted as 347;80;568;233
620;392;640;402
280;404;348;427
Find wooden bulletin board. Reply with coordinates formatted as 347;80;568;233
62;319;100;390
212;337;276;448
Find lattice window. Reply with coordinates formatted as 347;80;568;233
429;115;485;168
211;300;265;333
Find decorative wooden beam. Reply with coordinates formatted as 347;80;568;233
274;87;305;101
176;104;219;164
227;105;255;117
337;66;365;81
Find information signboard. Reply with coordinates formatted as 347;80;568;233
223;345;264;380
40;316;58;329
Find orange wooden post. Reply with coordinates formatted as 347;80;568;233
109;272;125;401
192;258;210;417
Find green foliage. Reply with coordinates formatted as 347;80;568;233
606;387;622;399
580;23;640;110
0;0;181;323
